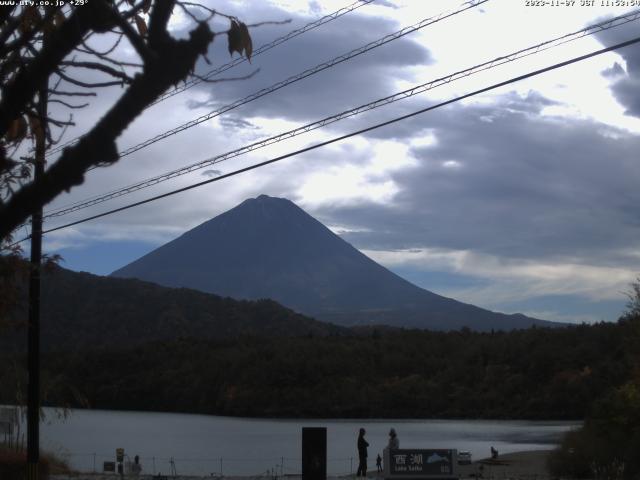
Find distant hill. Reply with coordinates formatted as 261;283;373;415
112;195;558;331
2;265;344;352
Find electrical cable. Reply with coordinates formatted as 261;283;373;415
77;0;488;165
10;33;635;245
47;0;375;156
42;7;640;220
150;0;375;106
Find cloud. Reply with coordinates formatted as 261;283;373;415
362;247;635;303
218;116;259;130
43;223;183;252
596;23;640;117
186;0;432;122
602;61;625;78
36;1;640;323
313;92;640;267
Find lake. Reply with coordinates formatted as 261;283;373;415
32;408;579;476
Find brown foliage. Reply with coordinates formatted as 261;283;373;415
227;19;253;61
0;445;71;480
0;1;255;241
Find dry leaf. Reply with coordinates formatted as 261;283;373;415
134;14;147;37
227;20;243;58
43;18;55;34
6;117;28;143
239;22;253;62
20;6;41;34
54;10;65;28
28;115;45;144
228;20;253;61
43;9;57;35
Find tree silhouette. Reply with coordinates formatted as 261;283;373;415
0;0;254;242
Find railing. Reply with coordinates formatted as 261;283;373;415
61;453;357;477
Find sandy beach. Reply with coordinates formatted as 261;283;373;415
50;450;554;480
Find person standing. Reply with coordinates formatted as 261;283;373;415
388;428;399;450
376;454;382;473
357;428;369;477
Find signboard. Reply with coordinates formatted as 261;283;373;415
386;449;457;479
103;461;116;472
116;448;125;462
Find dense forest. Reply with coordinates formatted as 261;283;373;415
1;319;637;419
0;265;345;353
548;296;640;479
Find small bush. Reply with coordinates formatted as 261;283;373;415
548;429;594;478
549;379;640;479
0;445;71;480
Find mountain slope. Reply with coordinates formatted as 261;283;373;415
2;264;344;352
112;195;557;331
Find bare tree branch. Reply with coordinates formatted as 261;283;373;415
0;15;215;239
191;67;259;84
0;10;21;49
1;0;261;241
246;19;293;28
48;99;90;109
77;37;143;68
177;2;216;23
80;32;125;57
55;69;125;89
0;8;58;58
48;89;97;97
111;12;154;63
60;60;134;82
0;0;121;137
45;117;75;127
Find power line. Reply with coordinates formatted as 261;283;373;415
44;0;487;215
47;0;374;156
42;8;640;220
150;0;375;106
94;0;488;161
17;34;637;244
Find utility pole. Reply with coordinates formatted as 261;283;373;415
27;77;47;480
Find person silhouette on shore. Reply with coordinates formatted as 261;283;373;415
376;454;382;473
388;428;399;450
357;428;369;477
132;455;141;475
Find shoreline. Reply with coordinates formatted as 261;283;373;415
51;450;554;480
458;450;552;479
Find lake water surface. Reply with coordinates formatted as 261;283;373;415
36;408;579;476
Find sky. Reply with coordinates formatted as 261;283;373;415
30;0;640;324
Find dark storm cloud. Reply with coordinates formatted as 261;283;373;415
596;23;640;117
311;92;640;267
184;1;432;122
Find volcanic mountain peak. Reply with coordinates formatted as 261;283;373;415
112;195;558;331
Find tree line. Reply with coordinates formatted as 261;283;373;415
1;319;636;420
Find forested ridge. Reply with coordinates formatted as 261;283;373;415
0;265;345;353
1;319;636;419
